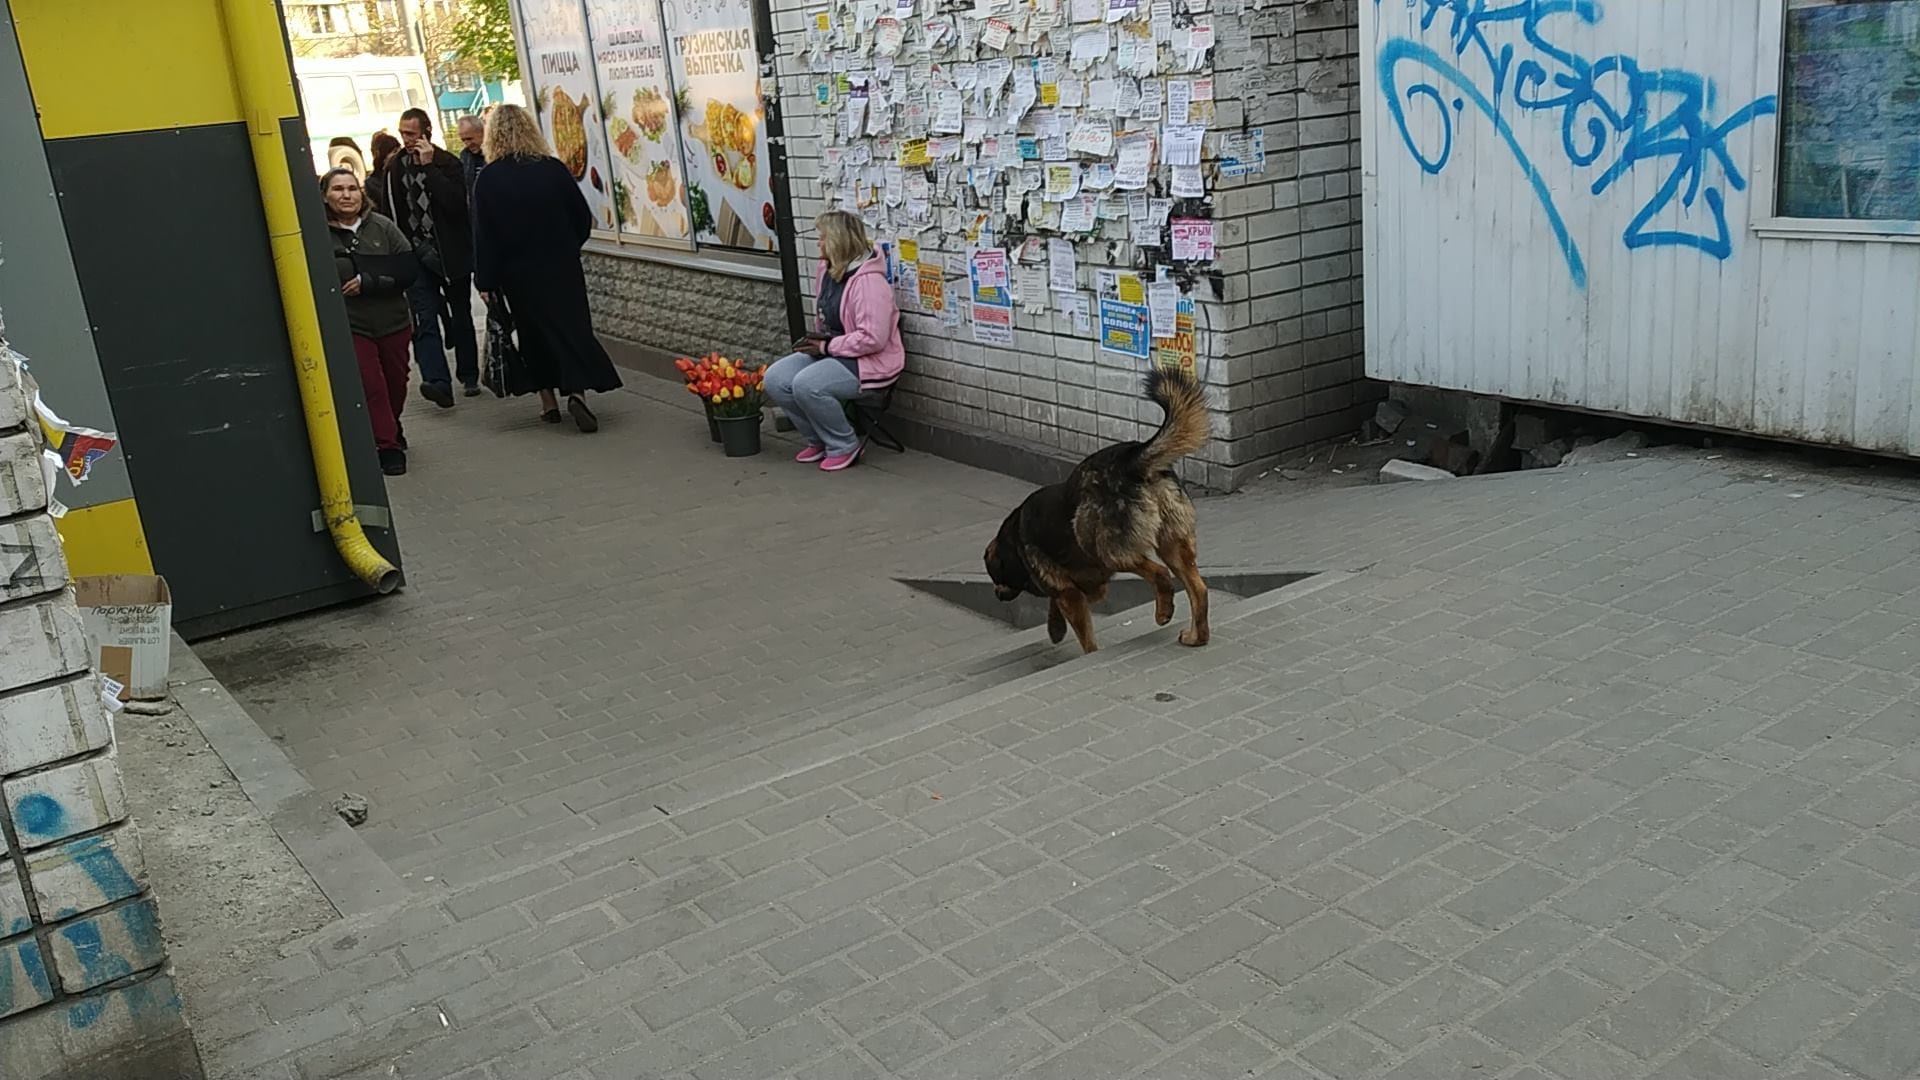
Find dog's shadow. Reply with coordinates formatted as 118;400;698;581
897;570;1317;632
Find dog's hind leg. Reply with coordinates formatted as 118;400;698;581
1057;589;1099;653
1126;560;1178;626
1046;598;1069;644
1157;536;1210;646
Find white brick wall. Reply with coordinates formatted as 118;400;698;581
0;343;197;1075
768;0;1370;488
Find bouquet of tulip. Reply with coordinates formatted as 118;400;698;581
675;353;766;419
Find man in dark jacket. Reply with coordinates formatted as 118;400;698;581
374;107;479;403
456;114;487;204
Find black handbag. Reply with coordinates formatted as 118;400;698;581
481;295;528;397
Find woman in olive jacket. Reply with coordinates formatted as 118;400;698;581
324;167;419;476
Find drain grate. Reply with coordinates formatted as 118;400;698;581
899;569;1320;631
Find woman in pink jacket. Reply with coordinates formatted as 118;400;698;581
765;211;905;471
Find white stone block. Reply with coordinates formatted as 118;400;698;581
0;859;32;936
0;677;112;776
47;898;166;994
0;431;48;519
0;518;68;604
0;600;91;697
24;828;147;920
0;356;28;432
0;971;191;1079
0;937;53;1019
5;754;128;849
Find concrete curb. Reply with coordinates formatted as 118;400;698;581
166;634;408;919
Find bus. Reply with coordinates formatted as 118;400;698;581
294;55;435;178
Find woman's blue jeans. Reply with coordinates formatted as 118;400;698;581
765;352;862;456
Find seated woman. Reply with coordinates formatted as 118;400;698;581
765;211;904;472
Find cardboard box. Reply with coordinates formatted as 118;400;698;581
71;575;172;701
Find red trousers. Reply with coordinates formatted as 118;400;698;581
353;328;412;451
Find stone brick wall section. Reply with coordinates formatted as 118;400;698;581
766;0;1374;489
583;249;792;364
0;347;201;1080
1215;0;1376;480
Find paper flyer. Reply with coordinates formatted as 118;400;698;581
918;260;945;311
1069;294;1094;334
1170;217;1215;261
1151;295;1196;373
1148;279;1179;338
1219;128;1266;176
970;248;1015;344
1048;237;1078;292
1099;298;1151;359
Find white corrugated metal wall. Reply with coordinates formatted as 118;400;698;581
1360;0;1920;455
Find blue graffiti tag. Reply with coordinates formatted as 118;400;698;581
59;839;165;1031
0;938;54;1017
3;801;172;1031
14;792;67;839
1375;0;1778;287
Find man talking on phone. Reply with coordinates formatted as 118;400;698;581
374;107;478;405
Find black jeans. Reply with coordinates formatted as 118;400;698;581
408;270;479;387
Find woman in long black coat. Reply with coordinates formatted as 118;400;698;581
473;104;622;432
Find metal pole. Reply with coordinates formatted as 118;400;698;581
753;0;806;341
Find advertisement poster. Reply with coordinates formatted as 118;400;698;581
521;0;616;230
1099;298;1150;358
668;0;779;250
917;260;945;312
589;0;690;242
1169;217;1215;260
1150;296;1195;373
1219;128;1265;177
969;248;1014;344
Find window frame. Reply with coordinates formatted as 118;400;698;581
1752;0;1920;243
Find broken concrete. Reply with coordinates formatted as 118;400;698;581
1564;431;1650;466
1381;459;1456;483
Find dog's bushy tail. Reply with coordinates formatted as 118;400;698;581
1139;366;1210;473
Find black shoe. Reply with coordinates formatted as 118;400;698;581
567;395;599;433
462;383;483;397
541;408;563;424
421;382;455;408
379;448;408;476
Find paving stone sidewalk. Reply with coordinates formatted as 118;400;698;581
190;386;1920;1080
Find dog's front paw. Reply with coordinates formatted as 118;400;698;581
1179;627;1210;647
1154;597;1174;626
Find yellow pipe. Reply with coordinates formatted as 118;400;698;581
218;0;399;594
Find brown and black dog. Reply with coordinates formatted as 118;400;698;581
984;366;1211;653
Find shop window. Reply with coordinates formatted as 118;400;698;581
1779;0;1920;221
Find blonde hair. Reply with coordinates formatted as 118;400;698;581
817;211;872;280
484;104;551;163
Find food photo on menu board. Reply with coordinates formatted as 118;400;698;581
665;0;778;251
591;0;691;240
523;0;617;229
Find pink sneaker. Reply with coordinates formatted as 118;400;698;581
818;448;861;471
794;444;827;464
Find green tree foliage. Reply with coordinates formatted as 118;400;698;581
449;0;520;81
